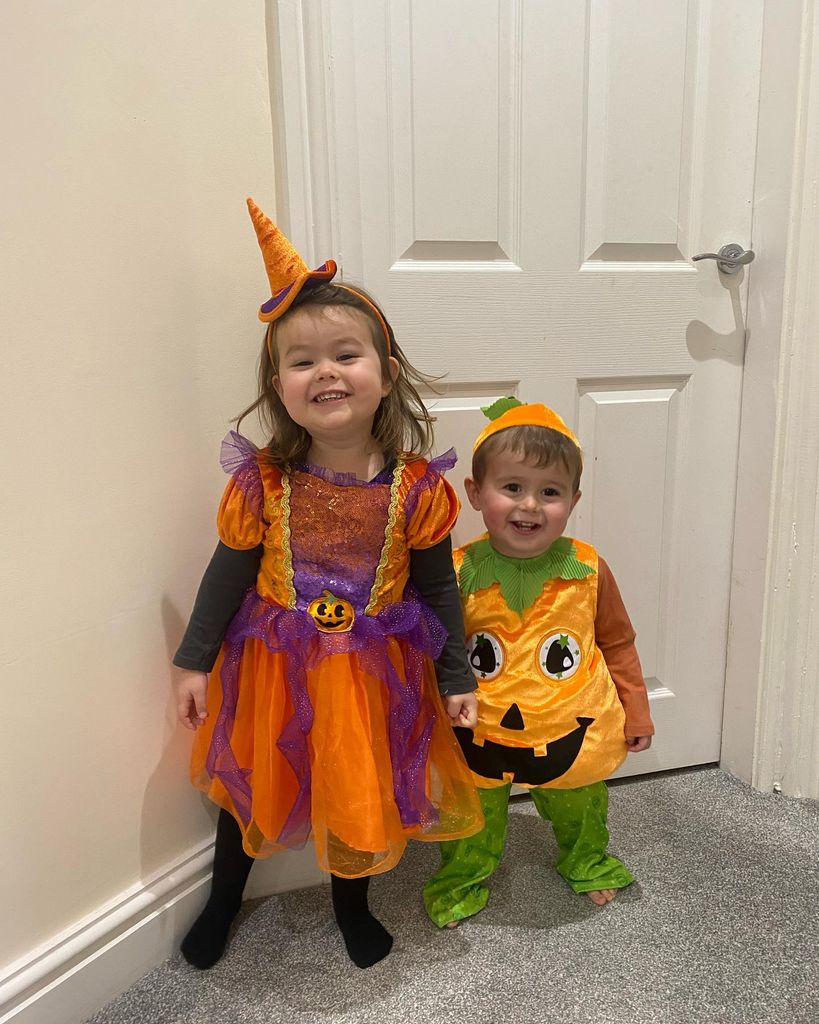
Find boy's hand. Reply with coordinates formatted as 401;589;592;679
445;692;479;729
175;669;209;731
626;735;652;753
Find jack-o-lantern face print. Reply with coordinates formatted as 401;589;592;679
458;614;625;787
457;714;593;786
467;632;504;681
538;632;582;683
460;626;593;785
307;590;355;633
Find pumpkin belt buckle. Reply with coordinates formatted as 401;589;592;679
308;589;355;633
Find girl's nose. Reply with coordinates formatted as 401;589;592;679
519;492;538;511
315;360;338;380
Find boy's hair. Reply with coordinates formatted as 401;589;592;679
472;424;583;493
236;282;437;468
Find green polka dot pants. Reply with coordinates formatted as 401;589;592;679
423;781;633;928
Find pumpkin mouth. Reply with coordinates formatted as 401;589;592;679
454;717;593;785
316;618;348;629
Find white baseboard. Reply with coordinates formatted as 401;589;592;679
0;841;326;1024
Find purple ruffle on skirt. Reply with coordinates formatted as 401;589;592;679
205;590;447;848
220;432;264;520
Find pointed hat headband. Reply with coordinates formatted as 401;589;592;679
473;397;582;454
246;198;391;352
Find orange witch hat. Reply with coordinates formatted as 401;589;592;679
247;198;337;323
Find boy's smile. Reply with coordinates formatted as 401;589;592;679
465;449;581;559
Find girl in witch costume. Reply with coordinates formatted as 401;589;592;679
423;399;654;928
173;199;482;969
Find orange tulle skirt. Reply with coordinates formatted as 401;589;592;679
190;637;483;877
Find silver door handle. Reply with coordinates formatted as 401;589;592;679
692;243;755;275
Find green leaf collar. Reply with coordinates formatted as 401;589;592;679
459;536;595;617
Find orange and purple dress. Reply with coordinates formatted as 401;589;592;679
190;434;482;878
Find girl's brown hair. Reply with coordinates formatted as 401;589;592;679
235;282;436;468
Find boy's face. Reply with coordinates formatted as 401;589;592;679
465;448;581;559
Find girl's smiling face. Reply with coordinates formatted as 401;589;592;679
272;306;399;448
465;448;581;559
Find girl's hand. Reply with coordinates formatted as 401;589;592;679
175;669;209;730
445;692;479;729
626;735;652;753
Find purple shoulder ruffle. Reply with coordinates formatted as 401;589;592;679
427;447;457;475
219;431;264;519
404;446;457;524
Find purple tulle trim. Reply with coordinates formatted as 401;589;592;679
294;461;394;486
403;446;458;524
220;432;264;520
428;447;457;475
206;590;446;845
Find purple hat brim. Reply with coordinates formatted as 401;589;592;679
258;260;338;322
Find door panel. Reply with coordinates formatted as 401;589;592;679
275;0;763;774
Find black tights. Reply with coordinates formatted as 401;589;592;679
181;810;392;969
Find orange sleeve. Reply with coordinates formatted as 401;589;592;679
405;474;460;550
217;475;267;550
595;557;655;737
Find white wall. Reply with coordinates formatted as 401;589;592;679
0;0;275;973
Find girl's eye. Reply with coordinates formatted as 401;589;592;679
337;353;357;362
504;483;521;494
542;488;559;497
292;360;313;368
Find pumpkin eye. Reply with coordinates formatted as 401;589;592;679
466;632;504;681
334;604;344;617
317;603;327;616
538;631;582;683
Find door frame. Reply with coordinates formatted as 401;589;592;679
266;0;819;798
721;0;819;799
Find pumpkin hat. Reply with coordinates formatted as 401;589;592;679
246;198;392;352
473;397;582;454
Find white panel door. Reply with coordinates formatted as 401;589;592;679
273;0;763;775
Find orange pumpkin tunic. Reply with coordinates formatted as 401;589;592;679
454;536;653;790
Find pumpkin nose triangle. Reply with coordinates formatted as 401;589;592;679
500;703;525;731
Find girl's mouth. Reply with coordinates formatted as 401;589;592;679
313;391;349;404
510;521;540;533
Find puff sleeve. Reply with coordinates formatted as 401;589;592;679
217;432;267;550
404;449;460;550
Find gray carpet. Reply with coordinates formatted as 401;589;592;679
88;767;819;1024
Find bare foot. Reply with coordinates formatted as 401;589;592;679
586;888;616;905
445;920;460;929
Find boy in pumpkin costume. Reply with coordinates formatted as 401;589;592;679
423;399;654;926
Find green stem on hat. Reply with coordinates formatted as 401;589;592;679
480;396;523;421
